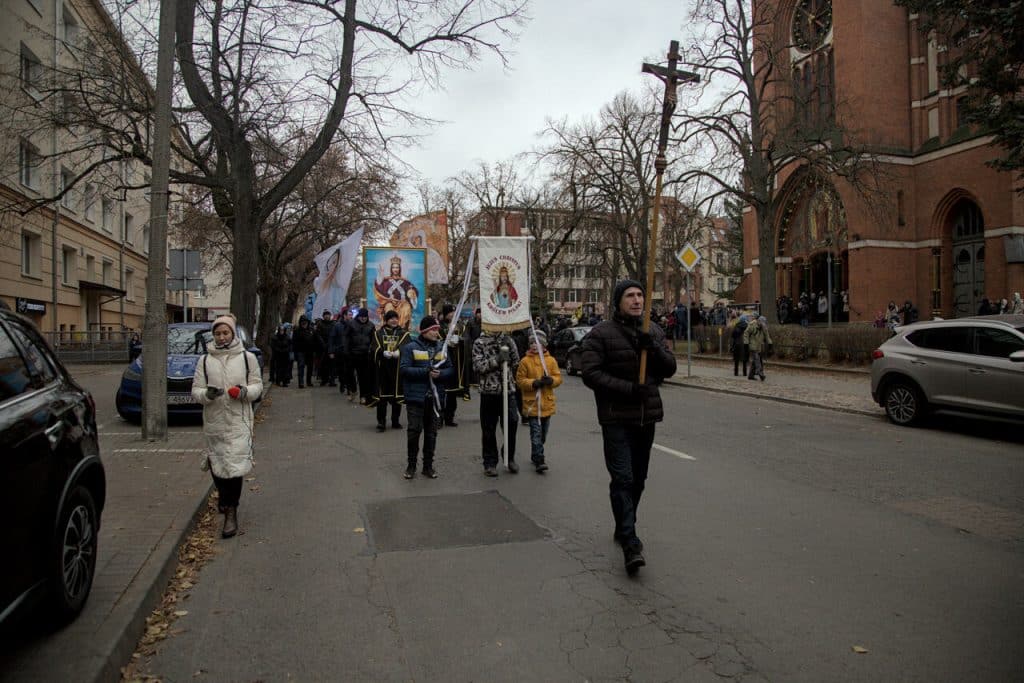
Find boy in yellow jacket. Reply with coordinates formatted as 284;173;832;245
515;330;563;473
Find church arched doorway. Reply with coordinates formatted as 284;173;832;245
949;199;985;317
777;176;848;305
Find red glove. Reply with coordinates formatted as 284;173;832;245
228;385;241;399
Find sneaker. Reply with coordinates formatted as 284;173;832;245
392;422;403;429
422;467;438;479
535;461;549;473
760;374;766;382
484;466;498;477
403;466;416;479
376;424;386;432
507;461;519;474
623;545;646;575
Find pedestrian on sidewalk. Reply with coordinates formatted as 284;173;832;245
314;310;335;386
743;315;773;382
1012;292;1023;314
372;310;409;431
345;308;376;405
472;327;521;476
580;279;677;575
270;325;292;387
515;330;561;473
439;304;466;427
399;316;453;479
292;316;316;388
730;316;749;377
192;314;263;539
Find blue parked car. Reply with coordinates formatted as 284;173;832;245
115;322;262;422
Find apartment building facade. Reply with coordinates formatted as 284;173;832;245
0;0;176;337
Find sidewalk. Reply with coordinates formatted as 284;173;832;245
0;365;213;683
666;352;882;417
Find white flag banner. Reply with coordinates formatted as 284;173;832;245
478;236;531;332
312;228;363;317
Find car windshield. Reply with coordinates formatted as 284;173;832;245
168;327;212;355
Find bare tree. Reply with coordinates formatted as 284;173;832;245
674;0;889;322
2;0;525;336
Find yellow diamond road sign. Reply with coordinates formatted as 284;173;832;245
676;243;701;272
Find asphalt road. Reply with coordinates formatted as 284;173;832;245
134;373;1023;682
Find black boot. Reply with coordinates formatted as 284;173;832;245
222;507;238;538
623;543;645;575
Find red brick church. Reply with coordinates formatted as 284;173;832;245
736;0;1023;320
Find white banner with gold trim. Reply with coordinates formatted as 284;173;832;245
478;237;531;332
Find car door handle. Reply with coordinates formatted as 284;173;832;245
968;368;986;374
910;360;927;365
44;421;64;447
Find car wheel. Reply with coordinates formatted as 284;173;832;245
47;485;99;621
884;380;925;426
565;357;576;376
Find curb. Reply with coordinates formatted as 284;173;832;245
664;377;883;418
93;483;213;683
671;352;871;376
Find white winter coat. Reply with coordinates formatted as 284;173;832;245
191;338;263;478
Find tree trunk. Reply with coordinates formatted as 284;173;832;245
756;207;779;324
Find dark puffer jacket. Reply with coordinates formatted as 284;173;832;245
579;314;677;425
344;318;375;357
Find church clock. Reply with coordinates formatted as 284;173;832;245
792;0;832;51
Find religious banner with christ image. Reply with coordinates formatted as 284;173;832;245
365;247;427;331
478;237;531;332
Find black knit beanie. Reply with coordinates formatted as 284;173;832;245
612;279;645;312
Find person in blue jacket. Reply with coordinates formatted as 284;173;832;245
399;316;454;479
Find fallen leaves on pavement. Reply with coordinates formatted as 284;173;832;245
120;493;220;683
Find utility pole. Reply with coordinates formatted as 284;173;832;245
639;40;699;382
142;0;177;441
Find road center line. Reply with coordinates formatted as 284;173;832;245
653;443;696;461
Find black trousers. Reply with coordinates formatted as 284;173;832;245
335;355;355;393
479;393;517;466
212;473;243;509
351;354;374;399
377;398;402;426
317;352;334;384
406;398;438;468
443;392;459;423
601;422;656;547
732;344;748;376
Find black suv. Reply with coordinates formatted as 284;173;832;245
0;308;105;627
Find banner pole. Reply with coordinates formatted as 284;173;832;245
502;360;509;468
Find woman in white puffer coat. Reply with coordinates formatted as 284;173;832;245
191;314;263;538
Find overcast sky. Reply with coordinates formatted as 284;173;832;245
397;0;690;191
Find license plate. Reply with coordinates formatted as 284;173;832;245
168;393;198;405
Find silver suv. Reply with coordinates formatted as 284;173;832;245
870;314;1024;425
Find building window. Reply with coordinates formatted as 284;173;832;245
21;231;42;277
61;5;81;45
124;212;134;244
62;245;77;285
142;222;150;253
19;140;40;189
547;289;556;304
897;190;906;226
926;37;938;93
125;268;135;301
85;254;95;280
84;184;96;222
955;97;969;128
717;277;724;292
567;289;579;303
60;167;75;211
20;43;43;96
101;260;112;286
927;108;940;139
101;198;114;233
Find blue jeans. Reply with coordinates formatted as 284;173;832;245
601;423;656;547
528;416;550;463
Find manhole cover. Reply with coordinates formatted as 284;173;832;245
364;491;547;552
